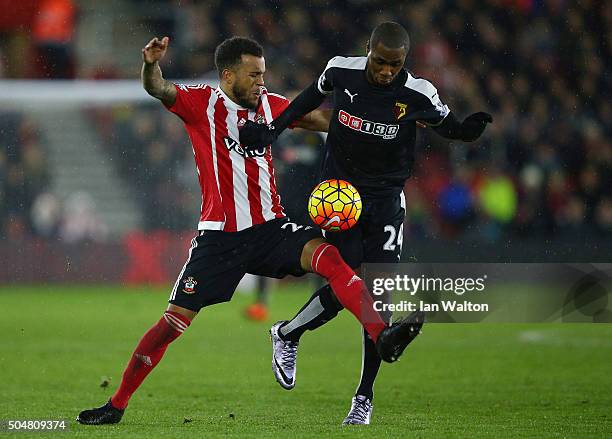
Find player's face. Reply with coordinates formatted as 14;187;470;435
231;55;265;109
366;42;407;86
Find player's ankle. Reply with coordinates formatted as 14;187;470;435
278;322;300;342
110;397;127;411
356;392;373;401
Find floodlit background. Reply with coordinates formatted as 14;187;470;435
1;2;611;437
1;0;611;284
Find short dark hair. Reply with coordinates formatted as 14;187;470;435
214;37;264;76
369;22;410;51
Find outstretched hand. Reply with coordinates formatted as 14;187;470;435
239;120;278;149
142;36;169;65
461;112;493;142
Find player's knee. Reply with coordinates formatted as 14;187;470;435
167;303;198;321
162;310;192;334
308;242;348;274
163;305;195;335
300;237;327;271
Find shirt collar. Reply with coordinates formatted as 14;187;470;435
216;86;252;111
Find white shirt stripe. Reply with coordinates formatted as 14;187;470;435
260;93;274;129
225;108;252;230
258;156;276;221
181;86;286;231
248;109;275;221
204;92;225;229
258;95;278;221
198;220;224;230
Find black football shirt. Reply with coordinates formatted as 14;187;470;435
317;56;450;195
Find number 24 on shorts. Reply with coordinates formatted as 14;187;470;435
383;224;403;252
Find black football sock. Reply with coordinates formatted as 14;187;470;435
355;327;382;401
279;284;344;342
255;276;270;305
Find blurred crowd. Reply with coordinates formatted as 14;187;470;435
91;105;197;231
0;0;77;78
1;0;611;243
0;113;49;239
89;102;324;231
0;112;108;242
126;0;612;240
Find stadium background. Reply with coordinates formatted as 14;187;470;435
1;1;611;437
1;0;611;284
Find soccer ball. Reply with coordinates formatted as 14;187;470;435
308;179;362;231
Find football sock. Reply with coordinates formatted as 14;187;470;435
280;284;344;342
256;276;270;305
355;327;382;401
310;243;386;342
110;311;191;410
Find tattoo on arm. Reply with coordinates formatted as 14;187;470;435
142;62;177;106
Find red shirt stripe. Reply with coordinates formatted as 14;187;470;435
238;109;265;225
165;84;290;231
212;95;237;232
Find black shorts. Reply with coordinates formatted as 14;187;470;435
168;218;322;311
324;192;406;269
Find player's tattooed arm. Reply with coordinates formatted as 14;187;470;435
141;36;177;107
294;109;332;133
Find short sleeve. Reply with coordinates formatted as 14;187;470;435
422;88;451;126
268;93;290;118
164;83;211;124
404;74;450;126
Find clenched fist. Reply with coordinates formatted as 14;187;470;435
239;120;278;149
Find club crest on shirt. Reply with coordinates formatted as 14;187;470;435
394;102;408;120
238;114;265;128
182;276;198;294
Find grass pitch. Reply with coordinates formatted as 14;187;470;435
0;284;611;438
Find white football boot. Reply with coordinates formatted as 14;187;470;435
342;395;373;425
269;321;299;390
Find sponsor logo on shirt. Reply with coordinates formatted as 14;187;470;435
338;110;399;140
224;137;267;158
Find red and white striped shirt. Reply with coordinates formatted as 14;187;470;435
166;84;292;232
